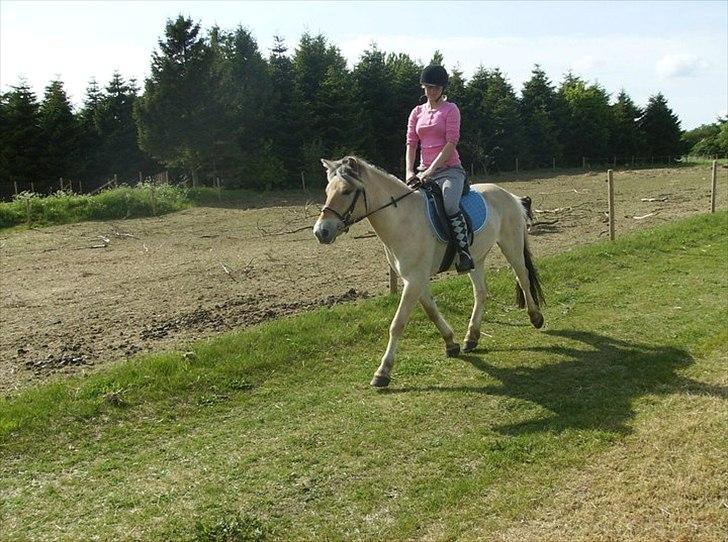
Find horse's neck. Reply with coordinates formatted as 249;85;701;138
362;168;422;250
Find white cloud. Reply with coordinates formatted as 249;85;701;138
656;54;710;78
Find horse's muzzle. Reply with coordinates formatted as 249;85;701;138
313;219;337;244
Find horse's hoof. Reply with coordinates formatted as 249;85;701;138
530;312;544;329
446;345;461;358
370;374;391;388
463;340;478;353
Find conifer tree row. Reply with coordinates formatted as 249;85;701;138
2;14;720;197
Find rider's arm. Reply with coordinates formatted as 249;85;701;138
405;107;420;179
406;144;418;179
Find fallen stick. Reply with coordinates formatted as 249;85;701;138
220;262;237;281
640;197;668;202
89;235;110;249
532;218;559;226
633;212;656;220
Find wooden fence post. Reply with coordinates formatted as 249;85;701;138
113;174;118;188
30;181;35;193
582;157;587;170
59;177;64;191
471;162;474;177
216;177;222;202
26;198;32;228
389;265;398;295
607;169;615;241
710;160;717;213
150;182;157;216
515;157;519;174
552;157;556;172
13;181;18;195
301;171;306;191
613;156;617;168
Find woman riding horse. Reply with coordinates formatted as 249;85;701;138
406;65;473;273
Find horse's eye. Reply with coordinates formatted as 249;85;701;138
342;189;354;196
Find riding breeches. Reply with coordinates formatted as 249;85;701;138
429;165;467;216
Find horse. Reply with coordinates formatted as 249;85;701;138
313;156;544;388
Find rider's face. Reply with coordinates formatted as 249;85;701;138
423;84;443;101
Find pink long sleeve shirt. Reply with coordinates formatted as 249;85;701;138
406;101;462;169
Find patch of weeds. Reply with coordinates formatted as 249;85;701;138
194;512;266;542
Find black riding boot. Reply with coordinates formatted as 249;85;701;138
448;211;475;273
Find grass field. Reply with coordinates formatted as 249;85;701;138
1;212;726;541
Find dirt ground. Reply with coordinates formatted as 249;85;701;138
1;165;724;394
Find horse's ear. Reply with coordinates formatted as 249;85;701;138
321;158;337;171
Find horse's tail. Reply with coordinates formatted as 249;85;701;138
516;197;545;309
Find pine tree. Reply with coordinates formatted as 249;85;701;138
609;90;644;161
212;26;281;188
134;15;216;185
386;52;423;176
95;72;152;181
268;35;302;184
446;66;466;105
462;67;524;172
639;93;682;159
3;81;45;189
429;50;444;66
293;33;349;182
38;79;81;183
557;74;611;164
352;45;396;169
519;65;561;168
0;93;10;191
77;78;104;182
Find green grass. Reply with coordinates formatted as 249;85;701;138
0;184;301;230
1;212;726;540
0;184;191;229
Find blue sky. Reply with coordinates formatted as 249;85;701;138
1;0;726;129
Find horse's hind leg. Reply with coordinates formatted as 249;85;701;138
419;287;459;357
371;277;425;388
463;261;487;353
498;231;544;329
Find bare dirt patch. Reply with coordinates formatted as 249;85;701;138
1;166;724;393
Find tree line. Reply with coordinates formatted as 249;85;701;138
1;15;724;194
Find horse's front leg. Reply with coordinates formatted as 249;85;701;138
463;261;487;353
419;287;460;357
371;278;425;388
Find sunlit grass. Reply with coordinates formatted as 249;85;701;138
0;212;726;540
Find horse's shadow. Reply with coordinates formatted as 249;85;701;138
383;329;726;436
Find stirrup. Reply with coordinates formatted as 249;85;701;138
456;250;474;273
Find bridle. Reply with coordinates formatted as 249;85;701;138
321;177;418;231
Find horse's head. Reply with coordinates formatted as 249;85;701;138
313;156;367;244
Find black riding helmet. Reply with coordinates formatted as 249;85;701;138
420;65;449;88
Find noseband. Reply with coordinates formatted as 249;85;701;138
321;187;368;231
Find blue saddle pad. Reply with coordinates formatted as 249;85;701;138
425;190;489;244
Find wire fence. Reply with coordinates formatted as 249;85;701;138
1;154;726;202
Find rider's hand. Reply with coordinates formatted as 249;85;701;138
406;174;421;188
419;167;433;180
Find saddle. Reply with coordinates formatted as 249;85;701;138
419;180;488;274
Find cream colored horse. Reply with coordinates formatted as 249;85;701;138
313;156;544;388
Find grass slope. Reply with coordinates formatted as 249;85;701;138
1;212;726;541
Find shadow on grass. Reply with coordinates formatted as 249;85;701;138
384;329;726;436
